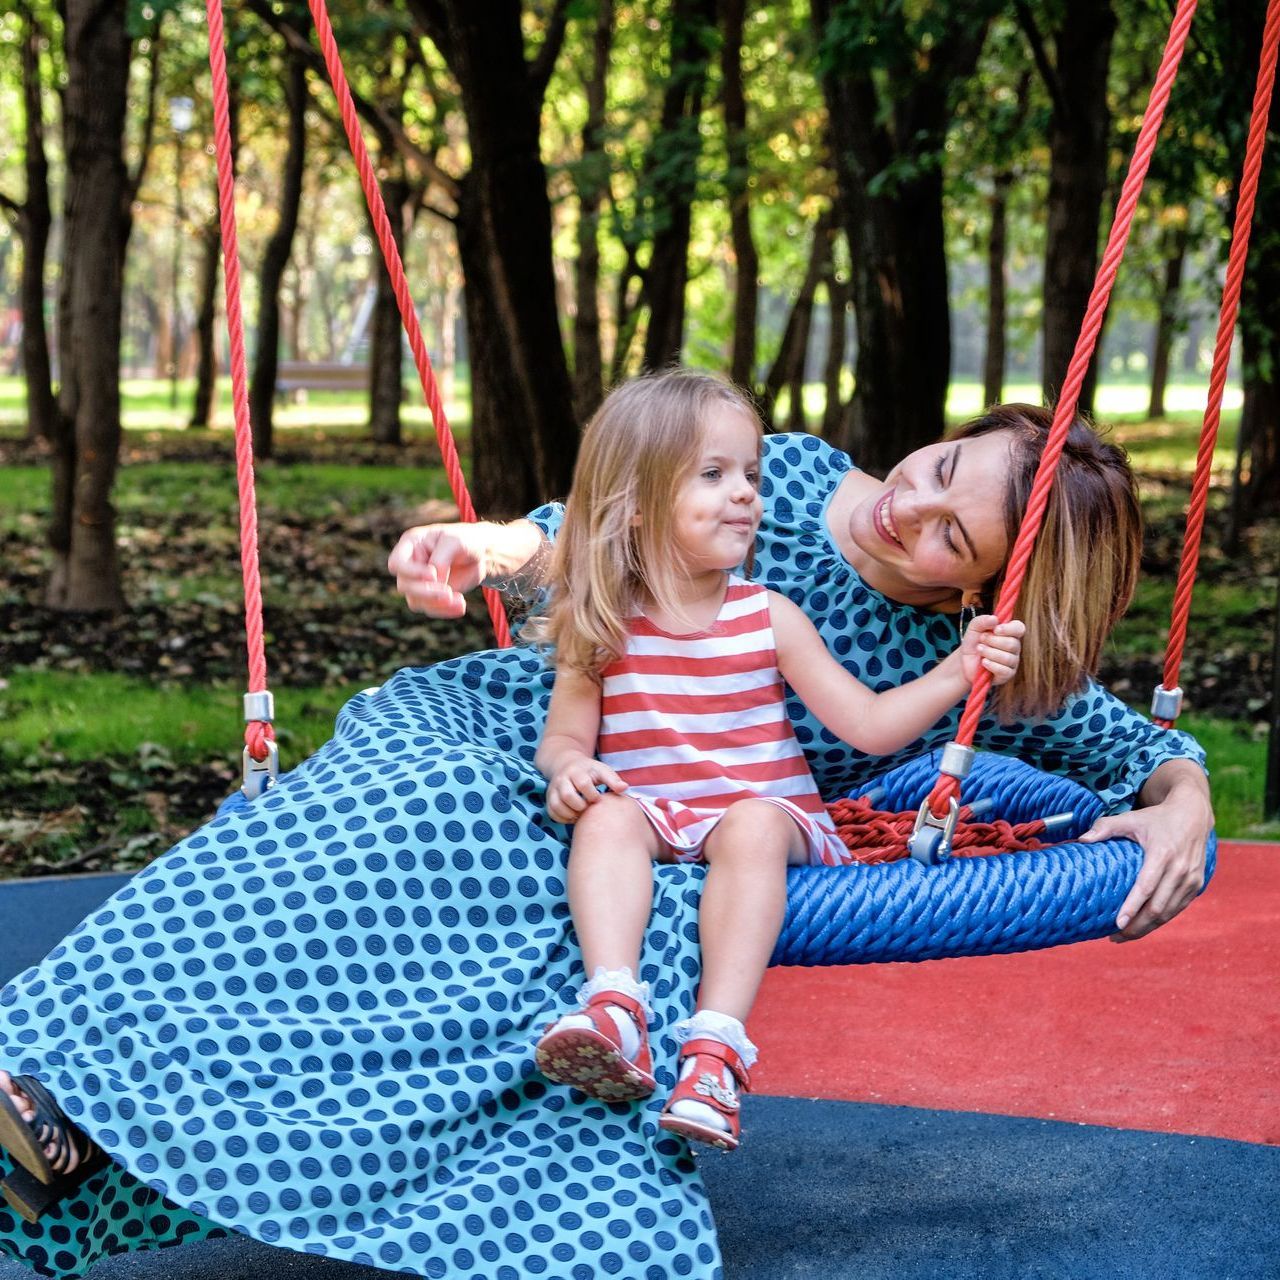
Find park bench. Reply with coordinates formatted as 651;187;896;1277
275;360;369;399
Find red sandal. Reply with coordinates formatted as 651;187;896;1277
535;990;656;1102
658;1038;750;1151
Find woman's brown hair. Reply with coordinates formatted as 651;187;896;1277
953;404;1143;720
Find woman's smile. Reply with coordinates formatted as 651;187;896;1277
873;491;903;548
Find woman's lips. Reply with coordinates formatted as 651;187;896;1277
872;490;903;547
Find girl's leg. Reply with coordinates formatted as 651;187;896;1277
567;794;663;977
660;799;806;1149
536;795;664;1099
695;799;806;1022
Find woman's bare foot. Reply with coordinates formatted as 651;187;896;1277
0;1071;78;1174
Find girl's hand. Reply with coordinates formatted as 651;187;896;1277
959;614;1025;686
388;523;487;618
546;756;629;823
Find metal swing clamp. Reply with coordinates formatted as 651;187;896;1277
1150;685;1183;722
241;690;279;800
907;742;975;865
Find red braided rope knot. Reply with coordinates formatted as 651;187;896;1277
826;796;1049;866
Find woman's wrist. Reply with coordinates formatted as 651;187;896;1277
479;520;552;595
1137;760;1213;827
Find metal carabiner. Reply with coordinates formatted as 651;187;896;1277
908;795;960;865
242;740;279;800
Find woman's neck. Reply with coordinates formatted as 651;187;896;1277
825;471;963;612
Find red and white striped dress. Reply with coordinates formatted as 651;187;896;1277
597;576;852;866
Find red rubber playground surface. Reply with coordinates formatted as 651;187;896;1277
751;842;1280;1147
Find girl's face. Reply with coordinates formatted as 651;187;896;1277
670;405;762;576
847;431;1014;599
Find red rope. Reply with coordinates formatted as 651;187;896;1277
927;0;1198;816
826;796;1048;865
206;0;273;763
305;0;511;649
1158;0;1280;726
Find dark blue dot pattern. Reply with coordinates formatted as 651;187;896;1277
0;432;1204;1280
0;649;717;1279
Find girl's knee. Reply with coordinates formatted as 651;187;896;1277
573;794;650;841
706;801;799;863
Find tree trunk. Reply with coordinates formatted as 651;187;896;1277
1148;226;1189;419
983;170;1012;408
367;177;410;446
822;272;850;441
189;218;220;427
1039;0;1116;415
248;50;307;460
722;0;758;389
46;0;129;612
813;0;989;473
761;212;834;427
641;0;718;370
15;0;56;443
1266;576;1280;820
417;2;579;516
572;0;613;423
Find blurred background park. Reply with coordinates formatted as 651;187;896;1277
0;0;1277;876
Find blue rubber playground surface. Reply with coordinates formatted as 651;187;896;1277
1;869;1276;1279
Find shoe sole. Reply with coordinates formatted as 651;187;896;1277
0;1085;55;1186
657;1112;739;1152
535;1026;656;1102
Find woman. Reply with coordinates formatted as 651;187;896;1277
0;403;1210;1280
393;405;1210;939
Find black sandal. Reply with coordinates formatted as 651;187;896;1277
0;1074;105;1223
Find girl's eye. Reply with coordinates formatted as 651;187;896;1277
702;468;721;481
746;471;760;488
934;455;947;486
942;521;959;555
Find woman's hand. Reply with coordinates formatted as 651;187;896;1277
388;523;488;618
1079;760;1214;941
545;754;628;824
958;615;1026;686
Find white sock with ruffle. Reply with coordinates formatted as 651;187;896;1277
667;1010;757;1133
549;967;650;1059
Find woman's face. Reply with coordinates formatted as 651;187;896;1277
847;431;1014;599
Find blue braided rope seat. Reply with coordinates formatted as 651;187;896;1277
772;751;1218;967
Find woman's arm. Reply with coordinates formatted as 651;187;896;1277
975;682;1213;940
535;667;627;823
387;518;548;617
1079;758;1213;941
771;593;1023;757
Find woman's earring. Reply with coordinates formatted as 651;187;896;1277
959;602;977;633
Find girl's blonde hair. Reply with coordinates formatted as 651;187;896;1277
954;404;1143;720
535;369;763;676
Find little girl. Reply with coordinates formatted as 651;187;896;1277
532;370;1023;1151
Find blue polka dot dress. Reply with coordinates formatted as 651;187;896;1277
0;434;1204;1279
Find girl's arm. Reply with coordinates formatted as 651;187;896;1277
770;592;1023;757
535;667;629;823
